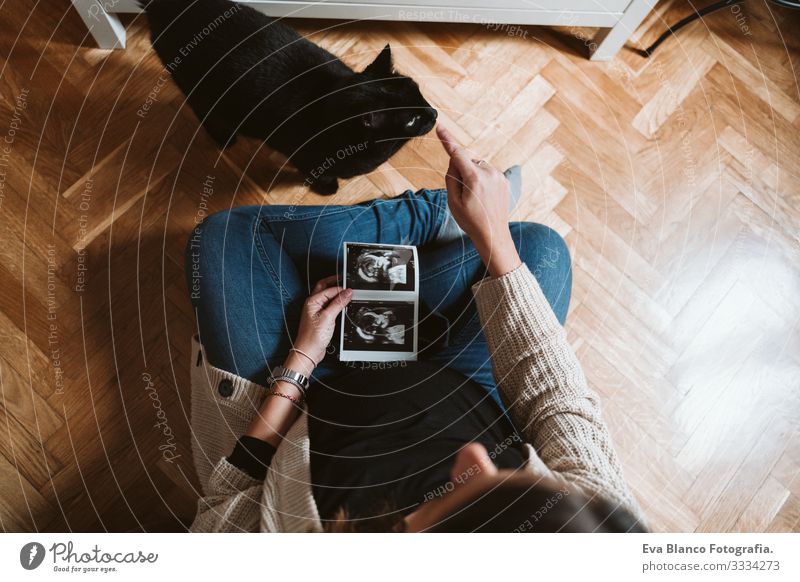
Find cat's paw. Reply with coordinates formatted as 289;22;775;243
309;176;338;195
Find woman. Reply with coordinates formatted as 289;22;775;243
185;126;646;532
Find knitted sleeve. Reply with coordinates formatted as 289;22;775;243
189;457;264;533
472;263;645;525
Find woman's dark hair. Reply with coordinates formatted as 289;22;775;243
324;483;646;533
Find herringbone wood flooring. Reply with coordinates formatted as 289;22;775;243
1;0;798;532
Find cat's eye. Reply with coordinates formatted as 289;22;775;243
406;115;420;128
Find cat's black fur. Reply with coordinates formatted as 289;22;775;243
142;0;437;194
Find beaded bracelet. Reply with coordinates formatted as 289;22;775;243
270;374;308;400
267;390;303;405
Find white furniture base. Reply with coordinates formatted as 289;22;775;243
70;0;656;61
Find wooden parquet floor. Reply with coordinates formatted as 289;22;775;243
1;0;798;532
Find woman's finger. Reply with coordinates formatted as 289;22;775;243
311;274;339;294
436;125;459;156
444;159;463;204
437;124;466;158
437;125;473;172
307;285;346;309
319;288;352;320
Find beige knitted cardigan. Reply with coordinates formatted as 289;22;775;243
188;264;645;532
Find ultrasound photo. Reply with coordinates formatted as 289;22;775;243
345;243;416;292
342;301;416;353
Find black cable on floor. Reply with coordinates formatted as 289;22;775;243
641;0;745;57
641;0;800;57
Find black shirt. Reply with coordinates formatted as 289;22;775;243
306;362;527;521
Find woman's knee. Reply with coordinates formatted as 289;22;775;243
512;222;571;275
186;210;224;271
185;209;254;298
510;222;572;323
187;208;257;258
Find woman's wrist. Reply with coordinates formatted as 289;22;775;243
269;379;305;402
241;309;332;446
283;351;316;378
245;376;306;443
474;229;522;279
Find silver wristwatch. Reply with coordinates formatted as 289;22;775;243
270;365;311;395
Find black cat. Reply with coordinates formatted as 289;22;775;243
142;0;437;194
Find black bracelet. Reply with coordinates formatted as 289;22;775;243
227;436;277;480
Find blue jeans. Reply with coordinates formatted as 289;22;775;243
186;189;572;408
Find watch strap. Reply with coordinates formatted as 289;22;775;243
270;365;310;394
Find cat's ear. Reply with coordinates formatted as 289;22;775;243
363;44;394;76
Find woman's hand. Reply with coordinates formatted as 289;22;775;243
293;275;353;366
245;276;350;444
437;125;522;278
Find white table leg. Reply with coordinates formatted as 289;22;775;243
70;0;127;49
591;0;657;61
